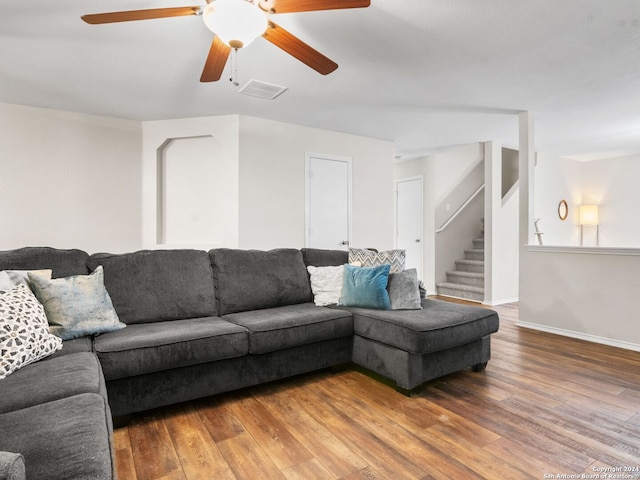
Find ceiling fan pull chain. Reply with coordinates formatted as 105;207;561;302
229;48;239;86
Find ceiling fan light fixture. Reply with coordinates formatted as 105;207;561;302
203;0;268;49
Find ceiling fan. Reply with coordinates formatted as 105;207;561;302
81;0;371;82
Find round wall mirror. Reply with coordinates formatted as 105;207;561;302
558;200;568;221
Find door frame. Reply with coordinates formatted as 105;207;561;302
395;175;424;277
305;152;353;249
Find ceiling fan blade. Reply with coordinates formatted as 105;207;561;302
259;0;369;14
200;36;231;82
81;7;201;25
262;22;338;75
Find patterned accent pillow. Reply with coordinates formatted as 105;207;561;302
28;266;126;340
0;284;62;379
307;265;344;306
349;248;406;274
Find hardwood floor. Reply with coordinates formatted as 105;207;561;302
113;301;640;479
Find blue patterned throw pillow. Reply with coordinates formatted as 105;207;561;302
339;263;391;310
28;266;126;340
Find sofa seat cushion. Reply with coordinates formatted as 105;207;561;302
222;303;353;354
0;352;106;414
47;336;93;361
0;393;114;480
210;248;313;315
344;299;499;355
88;249;218;324
94;317;248;380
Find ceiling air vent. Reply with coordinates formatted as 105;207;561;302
238;79;288;100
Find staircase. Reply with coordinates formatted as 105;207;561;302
436;226;485;303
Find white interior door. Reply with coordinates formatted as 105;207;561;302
397;177;423;279
306;154;352;250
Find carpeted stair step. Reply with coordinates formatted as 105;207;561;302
473;238;484;249
464;249;485;261
446;270;484;287
455;259;484;274
436;282;484;302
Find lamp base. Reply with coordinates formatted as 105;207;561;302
580;225;599;247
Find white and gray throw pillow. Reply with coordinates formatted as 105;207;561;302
0;284;62;379
307;265;344;306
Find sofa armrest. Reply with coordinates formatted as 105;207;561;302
0;452;25;480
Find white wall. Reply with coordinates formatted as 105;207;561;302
142;115;240;250
0;102;142;253
2;105;393;256
238;116;395;250
484;142;519;305
534;153;583;246
534;152;640;248
582;155;640;248
520;114;640;351
520;249;640;350
142;114;395;252
434;143;484;203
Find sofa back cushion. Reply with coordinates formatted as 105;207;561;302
210;248;313;316
87;249;217;324
0;247;89;278
301;248;348;267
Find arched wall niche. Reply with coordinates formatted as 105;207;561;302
156;135;226;246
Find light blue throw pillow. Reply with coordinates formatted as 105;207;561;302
28;266;125;340
339;263;391;310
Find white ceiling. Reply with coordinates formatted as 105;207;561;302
2;0;640;160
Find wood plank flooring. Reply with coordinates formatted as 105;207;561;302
113;301;640;479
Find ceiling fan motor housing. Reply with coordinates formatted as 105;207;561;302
203;0;269;48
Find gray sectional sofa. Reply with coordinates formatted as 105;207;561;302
0;246;499;480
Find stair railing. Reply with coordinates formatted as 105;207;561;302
435;184;485;233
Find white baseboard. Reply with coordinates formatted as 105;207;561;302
485;297;519;306
516;321;640;353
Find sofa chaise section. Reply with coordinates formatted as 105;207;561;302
301;247;500;393
347;300;499;392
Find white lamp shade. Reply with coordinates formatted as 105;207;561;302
203;0;268;49
579;205;599;226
